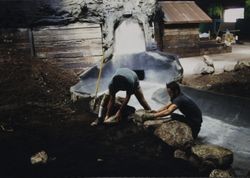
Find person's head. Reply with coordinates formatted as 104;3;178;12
109;75;128;94
166;81;180;99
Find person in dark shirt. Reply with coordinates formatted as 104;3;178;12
92;68;151;125
145;81;202;138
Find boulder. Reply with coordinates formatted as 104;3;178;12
133;109;148;123
174;149;189;161
203;55;214;67
133;109;171;128
224;63;236;72
209;169;234;178
30;150;48;165
201;66;215;75
154;120;194;149
194;62;215;75
143;118;171;130
191;144;233;169
234;61;250;71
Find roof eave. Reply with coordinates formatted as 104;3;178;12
164;19;212;25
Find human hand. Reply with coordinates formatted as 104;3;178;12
145;110;157;113
104;115;109;122
142;113;155;120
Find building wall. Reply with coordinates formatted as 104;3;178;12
156;24;232;57
0;23;102;74
163;26;199;51
161;25;200;56
33;23;102;74
154;20;163;51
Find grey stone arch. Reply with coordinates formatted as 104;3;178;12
102;14;155;61
112;16;147;55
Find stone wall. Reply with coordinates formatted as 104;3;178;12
101;0;157;59
0;0;102;27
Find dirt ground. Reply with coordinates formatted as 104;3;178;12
0;58;249;177
183;67;250;99
0;58;198;177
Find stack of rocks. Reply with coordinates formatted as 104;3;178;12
133;109;235;177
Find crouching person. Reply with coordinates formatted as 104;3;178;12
144;81;202;139
91;68;151;126
105;68;151;123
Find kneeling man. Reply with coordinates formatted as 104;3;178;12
146;81;202;138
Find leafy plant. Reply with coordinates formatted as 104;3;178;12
208;3;223;19
245;0;250;18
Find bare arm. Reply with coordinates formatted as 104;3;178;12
115;93;131;118
105;94;115;119
154;103;177;117
156;103;172;112
134;88;151;110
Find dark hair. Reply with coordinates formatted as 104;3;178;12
166;81;180;94
109;75;127;93
112;75;127;85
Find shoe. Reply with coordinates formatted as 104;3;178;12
103;115;120;124
91;118;102;126
0;124;14;132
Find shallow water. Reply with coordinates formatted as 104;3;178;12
125;81;250;175
200;116;250;174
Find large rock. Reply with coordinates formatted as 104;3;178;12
154;120;194;149
133;110;193;149
133;109;148;123
0;0;103;27
203;55;214;67
174;149;189;161
191;144;233;169
133;109;171;128
209;169;234;178
224;63;236;72
234;61;250;71
194;63;214;75
143;118;171;130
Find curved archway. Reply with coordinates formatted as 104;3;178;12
113;19;146;56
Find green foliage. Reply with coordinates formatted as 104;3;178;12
246;0;250;7
208;3;223;19
245;0;250;18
